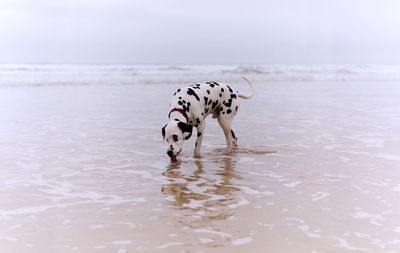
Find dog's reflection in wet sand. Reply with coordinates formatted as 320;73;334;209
162;154;243;223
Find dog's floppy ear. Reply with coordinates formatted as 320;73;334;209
178;122;193;140
162;124;167;141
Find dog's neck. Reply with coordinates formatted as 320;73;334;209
169;108;189;123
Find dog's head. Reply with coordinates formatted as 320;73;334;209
162;121;193;159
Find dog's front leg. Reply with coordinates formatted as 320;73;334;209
194;122;205;157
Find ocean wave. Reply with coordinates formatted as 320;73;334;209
1;64;400;87
157;65;192;71
221;66;269;74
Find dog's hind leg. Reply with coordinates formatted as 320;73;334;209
230;129;238;147
217;116;234;148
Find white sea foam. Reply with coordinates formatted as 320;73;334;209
284;181;302;188
376;153;400;161
193;228;232;238
2;64;400;87
112;240;132;245
286;218;320;238
155;242;185;249
231;237;253;246
311;192;330;201
238;185;274;196
353;232;371;238
90;224;105;230
199;238;214;244
297;225;321;238
336;238;371;252
351;211;383;220
0;205;52;217
228;196;250;209
0;236;19;242
391;185;400;192
351;211;384;226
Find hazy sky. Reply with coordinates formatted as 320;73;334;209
1;0;400;64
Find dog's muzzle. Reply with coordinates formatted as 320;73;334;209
167;146;181;158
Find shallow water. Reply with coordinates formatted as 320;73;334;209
1;81;400;253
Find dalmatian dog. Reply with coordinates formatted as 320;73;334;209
162;76;254;161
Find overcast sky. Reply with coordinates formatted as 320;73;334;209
1;0;400;65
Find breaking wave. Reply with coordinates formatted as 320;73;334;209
1;64;400;87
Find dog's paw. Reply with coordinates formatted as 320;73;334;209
170;156;178;163
232;139;238;147
193;150;201;158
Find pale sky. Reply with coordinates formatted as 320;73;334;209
1;0;400;64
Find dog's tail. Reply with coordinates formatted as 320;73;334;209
238;76;255;99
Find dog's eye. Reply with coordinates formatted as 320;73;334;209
173;134;179;142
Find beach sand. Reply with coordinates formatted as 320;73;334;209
1;79;400;253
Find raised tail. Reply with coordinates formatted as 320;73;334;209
238;76;255;99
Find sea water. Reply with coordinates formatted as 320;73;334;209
1;65;400;253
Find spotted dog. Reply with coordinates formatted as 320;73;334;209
162;76;254;160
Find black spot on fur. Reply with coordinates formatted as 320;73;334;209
178;101;183;105
224;99;232;108
227;109;232;114
204;96;208;106
231;129;237;139
219;93;222;97
230;94;237;99
207;90;210;94
178;122;193;140
221;88;224;92
209;84;215;88
197;132;202;137
212;100;218;110
227;86;233;93
174;88;181;96
187;88;200;101
162;124;167;139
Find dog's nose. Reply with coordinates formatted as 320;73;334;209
167;150;174;157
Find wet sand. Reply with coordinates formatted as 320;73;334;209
1;81;400;253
